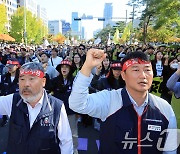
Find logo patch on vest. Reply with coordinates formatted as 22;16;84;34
40;117;51;126
44;117;49;124
148;124;161;132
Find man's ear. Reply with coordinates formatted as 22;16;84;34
42;77;46;87
121;71;125;81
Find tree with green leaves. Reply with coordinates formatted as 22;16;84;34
10;7;48;45
128;0;180;44
0;4;8;34
95;21;126;44
111;21;126;35
94;24;113;44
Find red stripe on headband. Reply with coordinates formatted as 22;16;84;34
7;60;19;65
110;63;122;68
122;58;151;71
20;69;44;78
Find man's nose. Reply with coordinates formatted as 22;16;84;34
24;79;31;86
139;70;146;78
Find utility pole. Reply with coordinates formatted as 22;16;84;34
126;10;128;25
130;4;135;44
132;4;135;29
24;0;27;46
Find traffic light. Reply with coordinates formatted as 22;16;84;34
98;18;105;21
74;18;81;21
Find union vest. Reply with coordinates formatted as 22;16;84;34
7;91;62;154
0;73;19;96
99;88;169;154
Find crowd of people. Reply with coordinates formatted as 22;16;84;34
0;42;179;154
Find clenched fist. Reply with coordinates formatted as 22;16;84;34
85;49;106;68
81;48;106;77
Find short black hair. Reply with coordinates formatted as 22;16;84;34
79;44;85;50
52;48;58;53
41;52;50;58
147;46;155;50
121;51;150;66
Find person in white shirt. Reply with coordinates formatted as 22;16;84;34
0;62;73;154
49;48;63;68
40;52;59;79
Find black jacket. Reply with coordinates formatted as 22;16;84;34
0;73;19;96
51;76;75;115
7;92;62;154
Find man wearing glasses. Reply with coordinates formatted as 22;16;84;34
78;44;86;64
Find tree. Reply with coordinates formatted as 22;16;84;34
52;33;66;44
94;24;113;44
0;4;8;33
112;21;126;35
147;26;176;43
10;7;24;43
10;7;48;44
128;0;180;44
47;34;54;43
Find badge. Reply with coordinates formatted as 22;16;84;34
44;117;49;124
148;124;161;132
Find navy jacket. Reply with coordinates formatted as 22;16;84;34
51;76;75;115
7;92;62;154
0;73;19;96
99;88;169;154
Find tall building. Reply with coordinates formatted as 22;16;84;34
61;20;71;35
0;0;18;31
37;5;48;27
48;20;62;35
17;0;37;16
71;12;79;32
103;3;113;28
81;26;85;39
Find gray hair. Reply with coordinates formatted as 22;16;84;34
20;62;44;73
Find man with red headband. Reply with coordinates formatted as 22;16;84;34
0;62;73;154
69;49;177;154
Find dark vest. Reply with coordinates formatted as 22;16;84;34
99;88;169;154
7;92;62;154
52;76;75;115
0;73;19;96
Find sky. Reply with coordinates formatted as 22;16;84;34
37;0;134;39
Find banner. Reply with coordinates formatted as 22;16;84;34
150;77;163;97
171;95;180;129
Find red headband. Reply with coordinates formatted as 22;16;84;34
110;63;122;68
7;60;19;65
122;58;151;71
20;69;44;78
61;60;72;66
